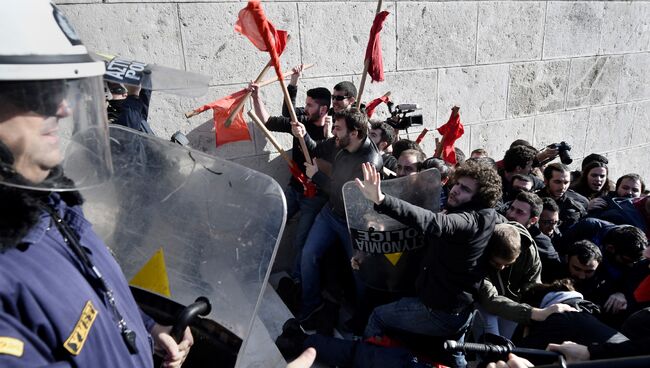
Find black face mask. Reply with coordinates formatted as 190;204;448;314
108;98;125;114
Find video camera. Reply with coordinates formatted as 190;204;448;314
384;102;423;131
547;141;572;165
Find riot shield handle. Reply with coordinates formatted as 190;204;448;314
170;296;212;342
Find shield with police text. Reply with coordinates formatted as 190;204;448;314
94;53;209;97
343;169;441;292
81;126;285;367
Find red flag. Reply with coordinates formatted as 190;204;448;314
288;160;317;198
235;1;288;77
365;11;390;83
203;89;251;146
365;95;390;118
436;108;465;165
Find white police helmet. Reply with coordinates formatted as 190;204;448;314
0;0;112;191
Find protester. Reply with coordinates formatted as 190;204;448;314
356;160;502;368
291;109;382;330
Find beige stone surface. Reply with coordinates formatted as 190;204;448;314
508;61;569;117
543;2;604;59
477;2;545;64
397;2;477;69
438;64;509;124
566;56;623;109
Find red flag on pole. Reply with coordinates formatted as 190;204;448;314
365;95;390;118
288;161;317;198
202;89;251;146
365;11;390;83
235;1;288;77
436;108;465;165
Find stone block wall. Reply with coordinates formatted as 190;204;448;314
58;1;650;183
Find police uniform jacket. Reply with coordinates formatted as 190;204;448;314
0;191;154;367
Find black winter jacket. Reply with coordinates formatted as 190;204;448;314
375;195;498;312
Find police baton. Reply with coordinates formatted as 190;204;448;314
444;340;566;367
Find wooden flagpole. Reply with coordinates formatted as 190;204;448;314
354;0;384;109
183;63;315;119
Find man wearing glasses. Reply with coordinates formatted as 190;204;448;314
282;64;357;119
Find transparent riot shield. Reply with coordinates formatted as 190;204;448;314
94;53;210;97
343;169;441;292
81;126;285;367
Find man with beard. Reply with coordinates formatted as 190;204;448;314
369;121;397;175
282;65;357;117
290;109;382;330
499;145;544;199
355;160;502;368
558;219;648;326
249;83;332;284
538;163;588;233
505;191;562;282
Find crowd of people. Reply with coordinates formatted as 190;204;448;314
1;1;648;366
261;66;650;368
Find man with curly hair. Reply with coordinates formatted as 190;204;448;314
356;160;503;368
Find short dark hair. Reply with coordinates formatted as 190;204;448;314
399;149;426;163
514;191;543;217
392;139;423;161
421;157;450;181
471;148;488;157
603;225;648;260
454;147;466;165
542;197;560;213
370;121;395;146
503;145;537;172
567;240;602;265
334;108;368;140
522;278;576;308
488;223;522;262
512;174;533;186
510;139;532;149
453;160;503;208
616;173;646;193
333;81;357;98
581;153;608;170
543;162;570;181
306;87;331;109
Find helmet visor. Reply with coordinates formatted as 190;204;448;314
0;76;112;191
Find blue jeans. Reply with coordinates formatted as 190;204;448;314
300;205;361;315
284;186;328;279
472;305;518;340
364;297;473;368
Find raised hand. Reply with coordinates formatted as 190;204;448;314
355;162;385;205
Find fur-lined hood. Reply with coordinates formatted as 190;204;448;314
0;164;83;251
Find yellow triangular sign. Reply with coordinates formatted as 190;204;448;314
129;248;171;297
384;252;403;266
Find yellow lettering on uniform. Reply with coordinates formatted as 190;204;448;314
0;337;24;357
64;301;98;356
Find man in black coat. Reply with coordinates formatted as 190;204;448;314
356;160;502;368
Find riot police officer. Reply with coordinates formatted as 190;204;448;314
0;1;191;366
